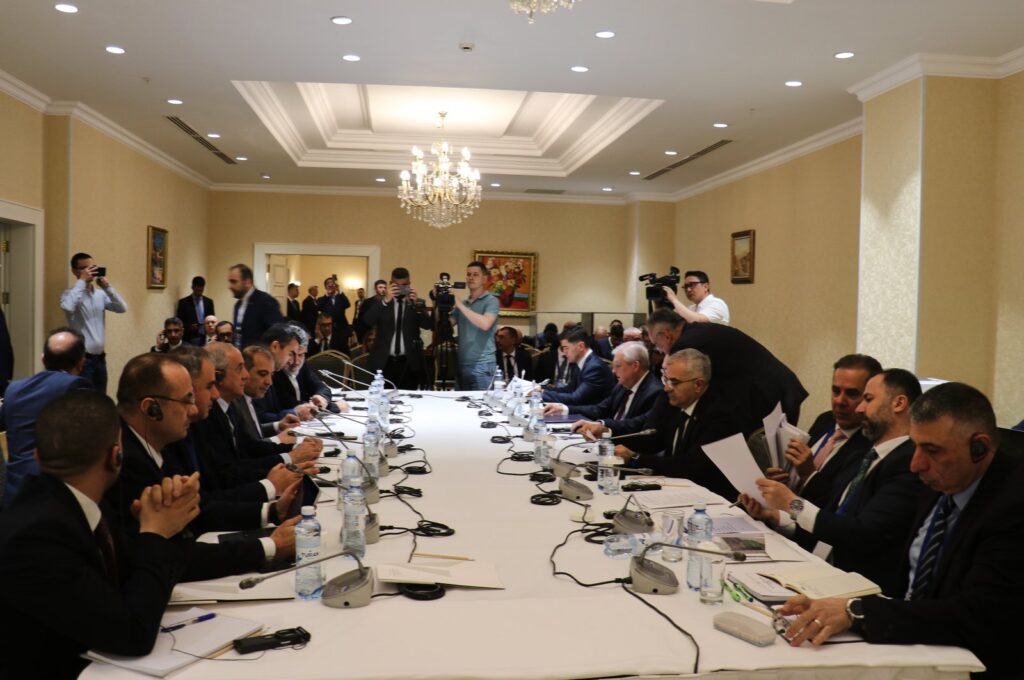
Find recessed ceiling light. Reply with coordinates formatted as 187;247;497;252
628;170;640;176
570;65;589;73
834;51;855;60
490;182;501;187
375;177;386;182
713;122;729;129
602;187;613;192
664;150;678;156
260;173;271;180
785;80;803;87
235;156;248;162
595;30;615;39
331;16;353;25
207;133;221;139
54;3;78;13
105;45;125;55
166;98;183;105
342;54;361;62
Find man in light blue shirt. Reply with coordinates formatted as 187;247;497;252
451;260;499;390
60;252;128;393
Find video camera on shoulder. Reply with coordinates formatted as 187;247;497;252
433;273;466;307
639;267;680;307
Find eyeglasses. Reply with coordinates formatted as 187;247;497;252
144;394;196;407
661;375;700;388
682;282;706;290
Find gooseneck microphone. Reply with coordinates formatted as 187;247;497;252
240;551;374;608
550;428;656;478
628;541;745;595
612;494;655;535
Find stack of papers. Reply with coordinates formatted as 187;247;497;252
376;559;505;589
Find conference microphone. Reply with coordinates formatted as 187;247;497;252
611;493;655;535
319;369;374;391
240;551;374;608
316;369;366;400
555;461;593;502
317;408;400;459
550;429;656;478
629;541;746;596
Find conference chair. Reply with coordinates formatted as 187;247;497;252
306;350;354;389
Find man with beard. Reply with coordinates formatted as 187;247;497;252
229;264;283;347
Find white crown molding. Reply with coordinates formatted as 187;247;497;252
45;101;211;188
0;68;50;112
672;117;863;202
624;192;677;204
233;80;308;161
210;182;628;205
558;98;665;175
848;45;1024;102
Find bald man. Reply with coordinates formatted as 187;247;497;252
1;327;93;508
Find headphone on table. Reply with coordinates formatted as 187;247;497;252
968;433;988;463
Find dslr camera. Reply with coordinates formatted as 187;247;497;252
639;267;680;307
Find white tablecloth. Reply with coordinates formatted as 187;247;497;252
81;391;982;679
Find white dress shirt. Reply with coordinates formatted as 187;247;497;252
64;483;102;532
60;280;128;354
689;293;730;325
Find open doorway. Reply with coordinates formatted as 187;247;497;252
0;199;44;380
285;255;369;323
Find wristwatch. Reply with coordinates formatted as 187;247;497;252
845;597;864;629
787;498;805;521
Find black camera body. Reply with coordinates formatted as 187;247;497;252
93;266;107;278
639;267;680;307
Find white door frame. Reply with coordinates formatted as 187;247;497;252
0;198;44;376
252;243;380;291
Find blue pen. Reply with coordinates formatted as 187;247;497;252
161;612;217;633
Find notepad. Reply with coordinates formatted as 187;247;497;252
375;559;505;589
84;607;263;677
757;564;881;599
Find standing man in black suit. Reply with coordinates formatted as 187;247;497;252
301;284;319;335
552;341;661;429
743;369;930;596
495;326;534;381
779;382;1024;679
533;323;561;381
0;390;198;679
317;276;352;349
648;308;808;434
362;267;432;390
229;263;284;348
285;282;302;324
176;275;214;344
541;326;615;407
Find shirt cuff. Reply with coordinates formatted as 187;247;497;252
259;478;277;501
796;502;821;533
260;502;273;528
279;453;292;464
555;404;568;415
259;537;277;562
775;512;797;537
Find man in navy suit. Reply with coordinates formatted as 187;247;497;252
541;326;614;406
229;263;284;347
1;327;93;508
175;275;214;344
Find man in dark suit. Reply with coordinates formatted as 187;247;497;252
551;341;661;430
495;326;534;381
744;369;930;596
1;327;92;508
272;339;338;415
362;267;433;390
780;382;1024;679
766;354;882;507
309;312;348;356
541;326;615;406
648;308;808;434
301;284;320;334
175;275;214;344
229;263;284;347
317;276;352;348
0;390;197;679
285;282;302;324
533;324;562;382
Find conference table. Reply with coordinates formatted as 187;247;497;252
82;391;982;679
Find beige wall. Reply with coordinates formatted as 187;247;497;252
0;92;44;209
675;137;863;423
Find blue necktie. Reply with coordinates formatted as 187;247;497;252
909;495;953;600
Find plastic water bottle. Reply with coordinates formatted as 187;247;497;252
510;390;531;427
338;451;362;509
295;506;323;599
534;433;552;470
362;426;381;482
524;394;543;441
686;504;713;591
503;384;523;417
596;432;620;495
342;479;368;559
488;368;505;408
378;389;390;422
367;379;381;419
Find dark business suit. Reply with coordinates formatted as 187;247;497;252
859;451;1024;678
176;294;215;343
671;322;808;434
0;474;185;679
194;403;290;482
593;337;614;361
234;288;284;347
794;438;930;596
571;370;662;427
286;297;302;324
317;293;352;345
542;352;615;406
272;365;332;411
535;348;560;383
495;346;535;382
626;390;744;500
799;412;873;508
308;332;348;357
164;428;271;506
362;296;433;388
0;370;93;508
301;295;319;334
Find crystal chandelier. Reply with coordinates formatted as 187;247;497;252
509;0;582;23
398;112;482;229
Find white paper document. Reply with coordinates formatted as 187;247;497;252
709;515;762;535
375;559;505;589
634;486;725;509
702;433;767;504
170;574;294;604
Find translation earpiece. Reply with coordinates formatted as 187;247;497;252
969;434;987;463
146;401;163;421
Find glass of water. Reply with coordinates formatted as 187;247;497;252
699;556;726;604
660;510;686;562
603;533;634;559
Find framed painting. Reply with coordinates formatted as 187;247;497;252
147;225;168;289
473;250;537;317
730;229;755;284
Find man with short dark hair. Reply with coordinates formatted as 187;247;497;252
352;286;368;342
1;328;93;508
779;382;1024;679
495;326;534;382
317;276;352;348
0;391;197;678
309;312;347;356
301;284;320;335
452;261;500;390
176;275;214;344
663;270;730;325
254;322;316;422
540;326;615;406
214;320;235;344
285;282;302;323
229;263;284;347
364;266;433;389
151;316;185;353
61;251;128;392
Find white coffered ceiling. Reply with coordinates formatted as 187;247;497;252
0;0;1021;198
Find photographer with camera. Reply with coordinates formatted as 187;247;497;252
662;270;730;325
451;261;500;390
362;267;432;389
60;252;128;392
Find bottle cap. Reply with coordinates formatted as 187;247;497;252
301;505;315;516
694;503;706;511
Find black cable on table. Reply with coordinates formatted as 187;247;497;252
620;583;700;675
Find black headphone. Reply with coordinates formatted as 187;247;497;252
115;449;124;466
969;433;987;463
215;368;226;383
146;400;163;421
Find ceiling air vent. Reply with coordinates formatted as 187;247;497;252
166;116;237;164
524;188;566;195
644;139;732;180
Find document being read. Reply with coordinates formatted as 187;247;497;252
701;433;767;504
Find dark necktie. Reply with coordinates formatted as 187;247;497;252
909;495;954;600
505;354;515;380
671;411;691;454
837;448;879;515
95;516;118;584
566;363;580;389
613;388;632;420
394;301;404;355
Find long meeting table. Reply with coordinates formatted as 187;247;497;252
81;391;983;679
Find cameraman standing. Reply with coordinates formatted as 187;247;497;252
451;261;499;390
362;267;432;389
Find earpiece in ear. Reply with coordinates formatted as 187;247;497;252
969;434;987;463
146;401;163;421
214;369;226;383
115;449;124;467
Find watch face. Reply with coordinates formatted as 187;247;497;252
789;499;804;514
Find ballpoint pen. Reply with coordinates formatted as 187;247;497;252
161;612;217;633
722;580;742;602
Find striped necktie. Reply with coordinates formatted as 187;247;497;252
909;495;953;600
837;448;878;515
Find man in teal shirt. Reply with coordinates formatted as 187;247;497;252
451;261;499;390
